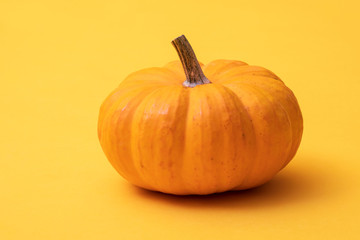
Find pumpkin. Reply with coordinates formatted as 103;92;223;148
98;35;303;195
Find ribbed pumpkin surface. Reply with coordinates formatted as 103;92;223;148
98;59;303;195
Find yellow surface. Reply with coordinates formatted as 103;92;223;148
1;0;359;239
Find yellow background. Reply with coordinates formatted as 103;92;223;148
1;0;360;239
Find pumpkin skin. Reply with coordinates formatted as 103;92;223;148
98;37;303;195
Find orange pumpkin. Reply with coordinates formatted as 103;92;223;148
98;35;303;195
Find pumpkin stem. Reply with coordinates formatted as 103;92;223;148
172;35;211;87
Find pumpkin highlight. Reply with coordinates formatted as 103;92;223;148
98;35;303;195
